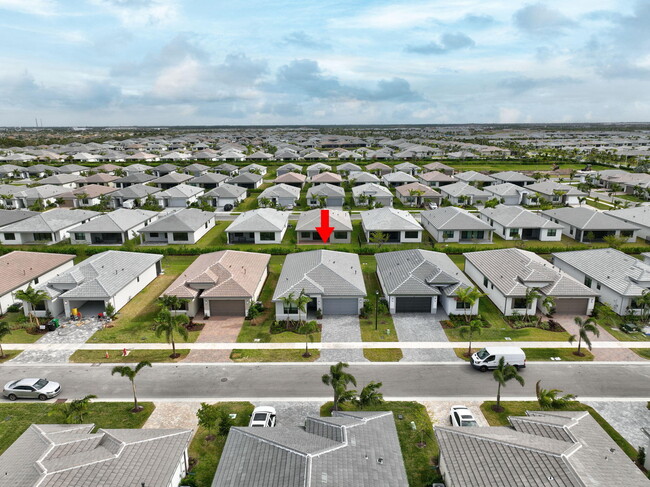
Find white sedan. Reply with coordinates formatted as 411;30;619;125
450;405;479;427
249;406;277;427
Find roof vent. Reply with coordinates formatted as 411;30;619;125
377;458;384;465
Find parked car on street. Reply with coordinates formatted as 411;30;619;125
450;405;479;427
249;406;277;427
3;378;61;401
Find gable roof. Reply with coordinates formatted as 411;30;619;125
110;183;161;199
454;170;496;183
204;183;247;198
480;205;563;229
351;183;393;198
420;207;492;231
526;181;587;197
491;170;535;183
164;250;270;299
306;183;345;197
156;183;204;199
143;208;214;232
360;207;422;231
258;184;301;199
0;209;39;228
227;208;290;232
606;206;650;228
296;209;352;232
72;209;158;233
395;182;440;197
273;250;366;300
439;182;490;197
542;207;639;231
1;208;99;233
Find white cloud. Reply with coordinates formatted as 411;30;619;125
0;0;58;16
499;107;521;123
90;0;179;27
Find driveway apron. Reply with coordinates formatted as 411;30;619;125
318;315;368;362
392;313;459;362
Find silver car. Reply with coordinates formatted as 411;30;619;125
3;378;61;401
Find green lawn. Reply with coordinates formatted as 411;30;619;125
0;311;44;343
0;350;21;362
229;349;320;361
89;256;201;343
185;402;254;487
69;349;190;363
453;348;594;361
194;221;229;248
587;198;614;210
617;194;646;202
632;349;650;359
480;401;639;463
321;401;441;486
592;303;650;342
0;402;154;454
363;348;404;361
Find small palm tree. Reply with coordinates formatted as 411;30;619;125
535;380;576;409
322;362;357;412
356;381;384;409
0;321;11;358
111;361;152;412
459;319;482;356
492;357;525;412
280;292;296;328
154;307;189;358
542;296;556;317
454;286;483;324
295;289;311;326
15;286;50;326
158;295;189;311
569;316;600;356
51;394;97;423
523;287;541;322
298;320;319;358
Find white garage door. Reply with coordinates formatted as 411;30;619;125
322;298;358;315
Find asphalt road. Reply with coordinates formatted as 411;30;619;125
2;363;649;401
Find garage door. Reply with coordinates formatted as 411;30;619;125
209;299;245;316
396;296;432;313
554;298;589;315
322;298;358;315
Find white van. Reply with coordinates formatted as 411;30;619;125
470;347;526;372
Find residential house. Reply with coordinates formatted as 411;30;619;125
395;182;441;207
139;208;215;244
296;209;352;244
348;171;380;185
0;208;99;245
226;208;290;244
57;163;88;175
381;171;417;187
274;149;300;161
187;172;228;189
31;250;163;317
227;172;263;189
491;170;535;186
464;248;597;316
484;182;529;205
439;182;491;205
336;162;362;176
306;162;332;177
310;171;343;186
376;249;478;315
241;163;267;175
70;209;158;245
306;183;346;207
351;183;393;207
77;173;118;187
215;163;239;176
162;250;270;318
480;205;563;241
95;163;121;174
542;207;638;243
420;207;493;243
25;164;57;178
523;181;588;206
152;172;193;189
257;184;301;208
152;162;178;176
423;161;454;175
122;162;154;173
0;251;75;315
110;184;161;209
0;424;192;487
454;170;496;187
58;184;117;208
274;171;307;187
394;162;421;175
276;162;302;175
418;170;456;188
37;173;82;188
553;248;650;316
156;184;204;208
606;206;650;242
0;209;38;231
204;184;246;210
436;410;650;487
213;411;407;487
272;250;366;318
360;207;423;243
183;163;210;177
12;185;69;209
366;161;392;175
113;172;156;188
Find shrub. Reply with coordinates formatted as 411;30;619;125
7;303;21;313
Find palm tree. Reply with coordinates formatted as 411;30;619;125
637;289;650;325
541;296;556;317
299;320;319;357
51;394;97;423
459;319;482;356
492;357;525;412
408;189;425;207
154;307;189;358
295;289;311;326
322;362;357;412
454;286;483;324
280;292;296;328
111;361;152;412
15;286;50;326
535;380;576;409
523;287;541;322
158;295;188;311
355;381;384;409
0;321;11;358
569;316;600;356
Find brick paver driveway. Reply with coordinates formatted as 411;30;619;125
182;316;244;363
392;313;459;362
318;315;367;362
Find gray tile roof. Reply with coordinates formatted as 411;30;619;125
204;183;247;198
296;209;352;232
188;172;229;185
352;183;393;198
454;170;496;183
360;207;422;231
43;250;163;299
376;249;472;296
0;424;191;487
213;411;407;487
228;172;263;184
15;185;69;200
464;248;597;298
348;171;380;183
491;170;535;183
485;182;528;197
113;172;156;184
72;208;158;233
480;205;563;229
143;208;214;232
0;209;39;228
542;207;639;231
151;172;193;184
110;183;161;199
37;174;82;185
306;183;345;198
258;184;301;199
606;206;650;228
552;248;650;297
156;183;204;199
436;410;650;487
273;249;366;300
440;181;491;198
526;181;587;197
1;208;99;233
421;207;492;231
227;208;290;233
381;171;418;184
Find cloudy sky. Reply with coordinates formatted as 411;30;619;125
0;0;648;126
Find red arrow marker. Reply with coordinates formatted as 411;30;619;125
315;209;334;243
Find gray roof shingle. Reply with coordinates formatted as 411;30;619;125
421;207;493;231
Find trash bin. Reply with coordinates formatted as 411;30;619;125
46;320;56;331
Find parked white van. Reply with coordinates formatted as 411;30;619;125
470;347;526;372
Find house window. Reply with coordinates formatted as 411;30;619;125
509;228;520;237
333;231;347;239
513;298;528;309
4;233;15;240
584;277;592;288
74;233;85;241
569;227;574;235
455;298;470;309
442;230;455;239
461;230;485;240
260;232;275;241
150;232;159;238
82;199;89;205
173;232;189;241
283;303;298;314
596;283;601;290
301;232;312;239
404;231;419;239
34;278;39;285
137;276;140;283
483;277;488;287
547;229;557;237
621;231;634;238
205;222;209;228
33;233;52;242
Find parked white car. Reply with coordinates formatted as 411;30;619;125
249;406;277;427
449;405;479;427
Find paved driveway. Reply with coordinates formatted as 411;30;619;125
183;316;244;363
585;401;650;449
252;401;322;427
392;313;458;362
318;315;367;362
